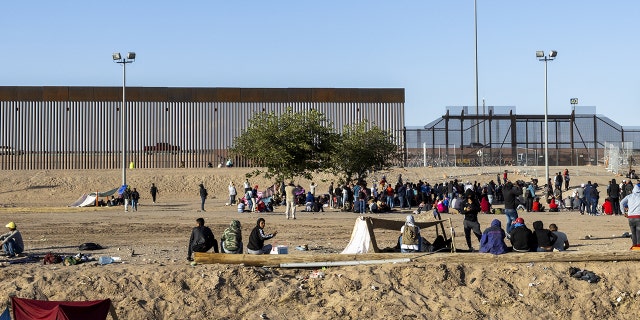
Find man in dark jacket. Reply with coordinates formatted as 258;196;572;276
608;179;621;215
199;183;208;212
509;217;536;252
187;218;218;261
532;220;558;252
502;181;522;233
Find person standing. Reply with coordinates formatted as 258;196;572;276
221;220;243;254
328;181;334;208
461;194;482;252
228;181;237;205
310;182;317;197
122;186;132;212
131;188;140;212
563;169;570;191
284;182;297;219
0;222;24;258
187;218;218;261
608;179;621;215
502;181;522;233
150;183;158;203
199;183;208;212
247;218;277;254
621;184;640;247
251;185;259;213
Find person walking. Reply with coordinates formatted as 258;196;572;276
621;184;640;247
199;183;208;212
122;186;132;212
150;183;159;203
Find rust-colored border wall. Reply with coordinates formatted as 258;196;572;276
0;87;404;103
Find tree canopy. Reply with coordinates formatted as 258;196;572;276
229;107;335;181
230;109;399;183
327;120;400;183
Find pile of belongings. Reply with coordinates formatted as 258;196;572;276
569;267;600;283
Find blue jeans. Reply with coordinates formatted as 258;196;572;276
200;196;206;211
629;218;640;246
3;240;22;256
398;196;405;208
504;209;518;233
386;195;394;208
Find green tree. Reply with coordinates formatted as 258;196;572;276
229;107;335;181
329;121;400;183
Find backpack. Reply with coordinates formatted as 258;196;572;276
79;242;103;251
402;225;419;245
43;252;62;265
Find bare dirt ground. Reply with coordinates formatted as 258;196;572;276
0;166;639;319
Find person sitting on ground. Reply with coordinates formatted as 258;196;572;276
312;197;325;212
532;197;545;212
414;200;427;214
305;192;315;212
509;217;536;252
480;195;491;214
0;222;24;258
548;196;559;212
187;218;218;261
549;223;569;251
479;219;508;255
247;218;277;255
368;198;379;213
221;220;243;254
399;215;421;253
602;197;614;215
532;220;557;252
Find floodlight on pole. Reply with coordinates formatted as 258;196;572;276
112;52;136;193
536;50;557;191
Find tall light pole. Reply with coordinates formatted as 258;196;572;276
112;52;136;188
536;50;557;189
474;0;480;144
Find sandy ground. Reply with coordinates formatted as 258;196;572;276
0;165;639;319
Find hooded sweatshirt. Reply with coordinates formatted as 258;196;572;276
400;215;421;251
620;185;640;218
479;219;507;255
221;220;242;252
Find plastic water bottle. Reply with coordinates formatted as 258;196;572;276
99;256;114;265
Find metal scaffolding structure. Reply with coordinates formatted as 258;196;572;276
405;106;640;169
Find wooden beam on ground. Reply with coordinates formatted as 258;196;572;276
194;252;423;267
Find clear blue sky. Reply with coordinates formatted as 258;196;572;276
2;1;638;127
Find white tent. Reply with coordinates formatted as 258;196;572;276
69;188;119;207
341;216;454;254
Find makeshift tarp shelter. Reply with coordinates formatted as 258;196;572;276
69;187;119;207
11;297;118;320
341;216;455;254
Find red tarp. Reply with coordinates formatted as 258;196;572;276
11;297;112;320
